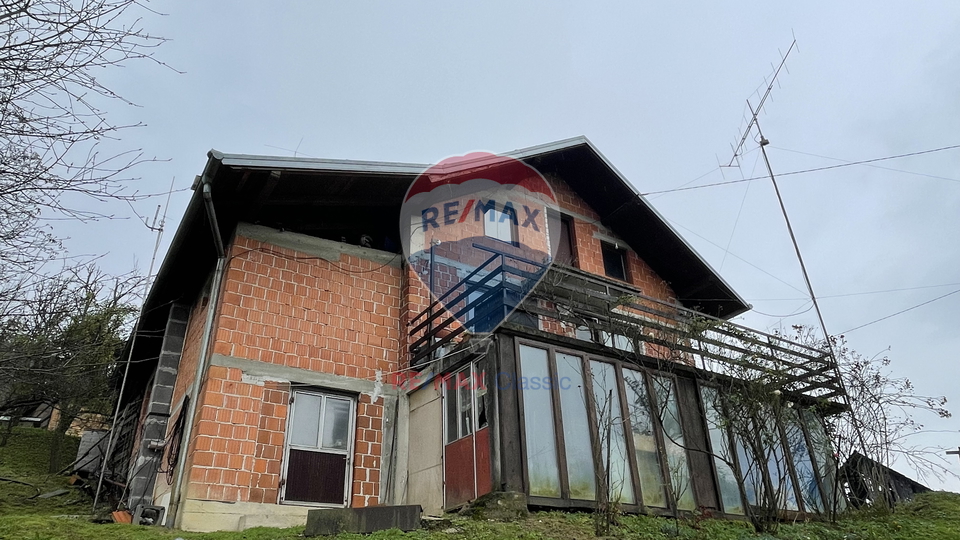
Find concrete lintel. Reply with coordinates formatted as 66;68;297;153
210;354;398;398
237;222;401;267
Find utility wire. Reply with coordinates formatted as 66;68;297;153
647;165;722;201
839;288;960;335
667;218;808;296
642;143;960;196
771;146;960;183
720;149;761;272
749;300;814;319
647;147;762;202
693;281;960;302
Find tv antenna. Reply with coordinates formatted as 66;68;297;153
724;38;797;169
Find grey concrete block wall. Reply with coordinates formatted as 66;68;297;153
127;303;188;510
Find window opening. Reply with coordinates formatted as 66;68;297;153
601;242;627;281
801;408;845;513
475;368;488;430
555;214;576;265
783;407;823;513
483;206;517;244
759;407;800;511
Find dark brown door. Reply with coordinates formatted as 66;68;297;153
282;391;354;505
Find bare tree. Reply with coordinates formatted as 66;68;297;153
813;330;954;510
0;0;166;303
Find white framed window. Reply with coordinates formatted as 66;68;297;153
281;390;355;506
483;208;517;244
443;362;487;444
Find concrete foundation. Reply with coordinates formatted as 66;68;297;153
179;498;314;532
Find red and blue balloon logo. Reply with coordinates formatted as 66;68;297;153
401;152;560;352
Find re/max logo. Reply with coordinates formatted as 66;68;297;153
421;199;541;231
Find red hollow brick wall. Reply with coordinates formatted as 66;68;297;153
547;174;677;305
170;296;211;418
214;235;402;379
182;234;402;507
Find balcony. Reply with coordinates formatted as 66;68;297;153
408;247;845;402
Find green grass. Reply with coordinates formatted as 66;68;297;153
0;494;957;540
1;427;958;539
0;426;89;517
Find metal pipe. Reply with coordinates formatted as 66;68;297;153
165;177;226;527
202;182;225;258
427;239;438;361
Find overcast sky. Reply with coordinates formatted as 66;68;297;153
57;1;960;490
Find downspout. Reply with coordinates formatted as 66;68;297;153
166;174;227;527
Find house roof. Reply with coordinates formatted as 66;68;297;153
123;137;749;397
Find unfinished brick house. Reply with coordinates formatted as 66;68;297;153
114;137;846;531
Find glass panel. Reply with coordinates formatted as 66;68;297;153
484;208;515;243
802;409;845;513
321;397;351;450
519;344;561;497
612;334;635;353
735;431;762;506
290;393;322;448
651;376;696;511
458;370;473;438
622;369;668;508
575;326;592;341
601;243;626;280
783;407;822;513
475;366;488;429
445;375;459;444
589;360;635;504
556;353;596;500
699;386;745;515
759;407;799;511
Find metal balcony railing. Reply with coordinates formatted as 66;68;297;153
408;248;844;402
408;244;547;366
